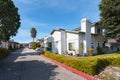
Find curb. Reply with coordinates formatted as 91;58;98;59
40;55;98;80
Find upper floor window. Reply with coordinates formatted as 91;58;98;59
97;28;101;33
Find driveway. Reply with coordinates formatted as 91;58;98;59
0;48;86;80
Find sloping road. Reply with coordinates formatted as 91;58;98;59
0;48;86;80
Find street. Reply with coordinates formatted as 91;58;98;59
0;48;86;80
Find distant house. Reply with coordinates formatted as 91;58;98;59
0;41;9;49
118;38;120;50
42;18;105;55
0;40;20;49
41;18;118;55
105;39;118;53
28;42;33;49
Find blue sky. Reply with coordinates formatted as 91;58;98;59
12;0;101;43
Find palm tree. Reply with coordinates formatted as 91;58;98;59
30;27;37;42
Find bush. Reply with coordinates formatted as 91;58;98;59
32;42;41;49
0;48;10;60
45;51;65;63
97;47;104;54
88;48;94;55
44;51;120;75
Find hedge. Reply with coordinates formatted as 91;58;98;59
44;51;120;75
0;48;10;60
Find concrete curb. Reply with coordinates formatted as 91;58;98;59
40;55;98;80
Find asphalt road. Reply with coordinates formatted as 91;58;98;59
0;48;86;80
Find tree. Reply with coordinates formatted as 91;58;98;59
96;0;120;38
30;27;37;42
32;42;41;49
0;0;21;41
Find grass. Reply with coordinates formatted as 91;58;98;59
69;52;120;58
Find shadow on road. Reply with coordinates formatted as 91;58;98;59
0;48;24;62
0;48;60;80
0;59;59;80
20;60;59;80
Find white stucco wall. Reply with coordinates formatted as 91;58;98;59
43;35;53;51
66;32;79;55
51;31;62;54
0;41;8;49
52;31;61;41
91;26;96;34
51;30;79;55
81;18;91;55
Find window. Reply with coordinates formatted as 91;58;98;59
97;28;101;33
69;42;74;51
102;42;105;48
91;43;94;48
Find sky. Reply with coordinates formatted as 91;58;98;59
12;0;101;43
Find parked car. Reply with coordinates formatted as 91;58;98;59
35;47;44;55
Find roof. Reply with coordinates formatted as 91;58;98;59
107;39;117;43
50;29;60;35
72;27;81;31
50;28;85;35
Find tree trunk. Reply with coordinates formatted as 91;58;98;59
33;38;34;42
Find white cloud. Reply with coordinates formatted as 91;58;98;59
14;0;101;13
21;18;47;27
11;29;30;43
13;0;32;5
12;16;49;43
12;0;101;43
13;29;30;40
14;0;81;12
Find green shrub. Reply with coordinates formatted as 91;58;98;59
0;48;10;60
44;51;120;75
97;47;104;54
88;48;94;55
32;42;41;49
45;51;65;63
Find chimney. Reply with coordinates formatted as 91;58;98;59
81;18;92;55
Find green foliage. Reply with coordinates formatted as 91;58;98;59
45;51;65;63
88;48;94;55
0;0;21;41
97;47;104;54
0;48;10;60
80;42;84;49
69;43;75;51
44;51;120;75
46;42;52;51
30;27;37;42
96;0;120;38
32;42;41;49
